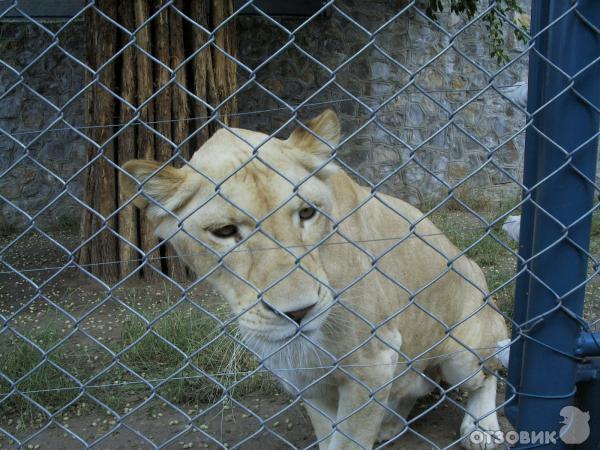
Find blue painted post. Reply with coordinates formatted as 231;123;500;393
514;1;600;448
504;0;546;424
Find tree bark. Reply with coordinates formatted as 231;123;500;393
189;0;212;147
210;0;238;128
80;0;238;282
79;0;119;281
117;0;139;278
166;1;191;281
133;0;162;280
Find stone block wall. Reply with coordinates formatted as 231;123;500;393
0;21;87;228
235;1;530;207
0;2;532;228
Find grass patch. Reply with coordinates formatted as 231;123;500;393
0;219;18;237
429;206;519;316
119;303;277;405
0;301;278;425
0;328;84;424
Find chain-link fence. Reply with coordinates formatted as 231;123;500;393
0;0;599;449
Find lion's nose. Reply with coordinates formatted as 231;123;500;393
284;303;317;325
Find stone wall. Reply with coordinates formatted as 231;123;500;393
235;1;529;207
0;2;529;228
0;21;87;228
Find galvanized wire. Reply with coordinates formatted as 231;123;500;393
0;1;599;449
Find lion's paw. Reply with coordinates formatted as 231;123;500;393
460;423;502;450
376;421;407;444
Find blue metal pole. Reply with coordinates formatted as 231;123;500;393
504;0;548;426
515;1;600;449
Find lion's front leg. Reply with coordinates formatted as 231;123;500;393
303;390;338;449
327;346;399;450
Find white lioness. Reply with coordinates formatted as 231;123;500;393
121;110;507;449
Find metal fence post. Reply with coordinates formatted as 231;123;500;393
514;1;600;448
504;0;546;423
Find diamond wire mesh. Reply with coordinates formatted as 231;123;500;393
0;0;598;449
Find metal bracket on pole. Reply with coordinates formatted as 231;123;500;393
575;332;600;358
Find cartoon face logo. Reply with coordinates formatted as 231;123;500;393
559;406;590;445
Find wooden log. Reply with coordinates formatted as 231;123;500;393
117;0;139;278
210;0;238;128
134;0;161;279
80;0;239;282
188;0;212;146
166;0;191;281
81;0;120;281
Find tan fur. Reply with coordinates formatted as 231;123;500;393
121;110;508;450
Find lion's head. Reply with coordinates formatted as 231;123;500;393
120;110;341;347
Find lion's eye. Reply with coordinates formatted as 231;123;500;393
299;207;317;221
211;225;238;239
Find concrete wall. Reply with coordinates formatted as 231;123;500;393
0;2;530;227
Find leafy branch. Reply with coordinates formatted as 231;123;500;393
425;0;529;64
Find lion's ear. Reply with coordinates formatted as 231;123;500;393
287;109;341;159
119;159;198;216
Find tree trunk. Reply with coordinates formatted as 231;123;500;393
165;0;191;281
79;0;119;281
117;0;139;279
79;0;238;282
210;0;238;128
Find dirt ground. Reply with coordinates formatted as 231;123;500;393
0;215;594;449
0;394;513;449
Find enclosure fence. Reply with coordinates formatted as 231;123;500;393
0;1;599;449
